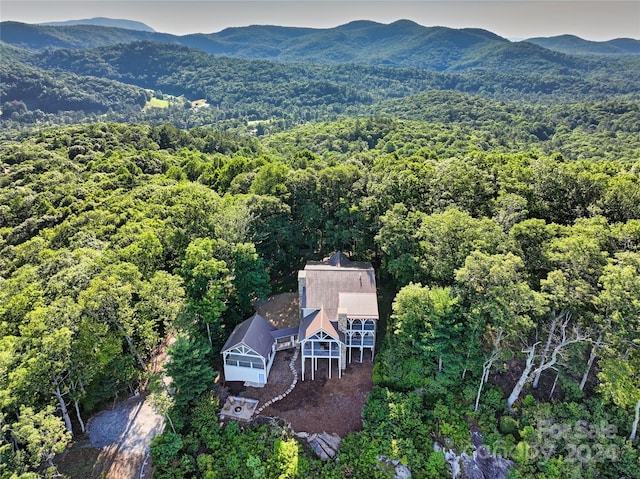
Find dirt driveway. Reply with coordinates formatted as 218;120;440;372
56;394;164;479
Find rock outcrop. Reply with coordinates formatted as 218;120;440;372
377;456;412;479
436;428;513;479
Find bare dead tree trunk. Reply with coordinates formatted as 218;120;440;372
69;377;86;434
206;322;212;349
475;330;503;412
507;344;538;409
532;312;562;389
579;330;604;391
53;378;73;435
508;322;587;409
549;369;559;399
475;349;499;412
166;412;176;434
462;325;482;380
74;400;85;434
630;399;640;441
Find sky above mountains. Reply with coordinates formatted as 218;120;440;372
2;0;639;41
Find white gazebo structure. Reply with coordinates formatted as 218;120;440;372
221;313;278;386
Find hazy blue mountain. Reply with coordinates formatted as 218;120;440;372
0;19;570;72
0;22;174;50
526;34;640;55
39;17;156;32
257;20;511;69
3;18;638;123
4;19;637;68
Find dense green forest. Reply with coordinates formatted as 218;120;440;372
1;19;639;479
2;117;639;478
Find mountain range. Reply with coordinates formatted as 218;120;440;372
1;18;639;128
2;19;639;70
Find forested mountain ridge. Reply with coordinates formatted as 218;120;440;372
2;19;638;69
2;19;638;135
526;34;640;55
0;44;149;118
3;38;639;134
0;21;176;51
39;17;156;32
24;39;636;91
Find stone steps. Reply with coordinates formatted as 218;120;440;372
307;432;342;460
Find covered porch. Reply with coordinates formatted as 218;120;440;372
300;330;343;380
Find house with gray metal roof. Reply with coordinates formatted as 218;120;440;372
298;252;379;380
222;252;379;385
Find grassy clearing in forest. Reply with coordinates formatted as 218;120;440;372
143;97;170;110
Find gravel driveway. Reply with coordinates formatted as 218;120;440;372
87;394;164;456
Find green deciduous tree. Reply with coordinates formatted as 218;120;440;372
596;252;640;440
10;405;71;472
231;242;271;319
599;356;640;441
378;206;506;287
164;335;215;412
455;251;546;410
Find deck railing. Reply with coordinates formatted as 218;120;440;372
275;339;298;351
302;345;340;357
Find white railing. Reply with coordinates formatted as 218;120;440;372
225;359;263;369
302;346;340;357
275;339;298;351
349;338;375;347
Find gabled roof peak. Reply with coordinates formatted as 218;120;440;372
306;251;372;270
221;312;276;358
299;308;341;341
326;251;351;267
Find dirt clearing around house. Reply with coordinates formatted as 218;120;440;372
228;292;375;437
228;350;374;437
264;358;374;437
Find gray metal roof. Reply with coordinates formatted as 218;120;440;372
302;252;377;321
270;326;299;340
221;313;276;359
